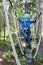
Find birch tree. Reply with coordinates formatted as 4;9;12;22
3;0;21;65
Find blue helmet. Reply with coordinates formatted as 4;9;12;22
24;14;30;19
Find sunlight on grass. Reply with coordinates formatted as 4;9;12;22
41;32;43;37
32;43;37;48
22;42;26;47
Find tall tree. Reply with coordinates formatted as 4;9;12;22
37;0;43;58
3;0;21;65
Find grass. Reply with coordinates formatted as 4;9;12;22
0;33;43;65
0;40;9;48
3;50;14;60
32;43;37;48
36;56;43;63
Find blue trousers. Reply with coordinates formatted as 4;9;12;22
22;29;31;49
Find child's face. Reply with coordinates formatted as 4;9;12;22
24;18;30;22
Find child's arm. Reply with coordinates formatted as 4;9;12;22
30;20;36;24
16;17;24;24
19;19;24;24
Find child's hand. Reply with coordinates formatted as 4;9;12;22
17;17;22;20
35;20;36;22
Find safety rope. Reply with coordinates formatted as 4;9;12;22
12;10;24;55
8;0;24;55
33;34;41;58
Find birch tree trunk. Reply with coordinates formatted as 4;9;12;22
37;0;43;58
4;21;6;41
3;0;21;65
36;0;40;34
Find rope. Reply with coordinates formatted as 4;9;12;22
18;24;24;54
8;0;24;55
33;34;41;58
12;10;24;55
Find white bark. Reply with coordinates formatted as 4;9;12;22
33;0;42;58
3;0;21;65
37;0;43;57
36;0;40;34
42;9;43;32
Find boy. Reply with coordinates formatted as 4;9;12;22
19;13;36;49
18;13;36;64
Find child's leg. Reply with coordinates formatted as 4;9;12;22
22;29;31;49
25;32;31;49
22;30;33;63
25;35;33;63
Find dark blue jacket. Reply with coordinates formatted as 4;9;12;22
19;19;36;29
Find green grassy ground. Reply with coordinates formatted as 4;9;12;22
0;33;43;65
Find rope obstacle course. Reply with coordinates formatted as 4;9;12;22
2;0;42;65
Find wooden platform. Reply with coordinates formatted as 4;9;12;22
20;1;33;5
19;37;39;40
